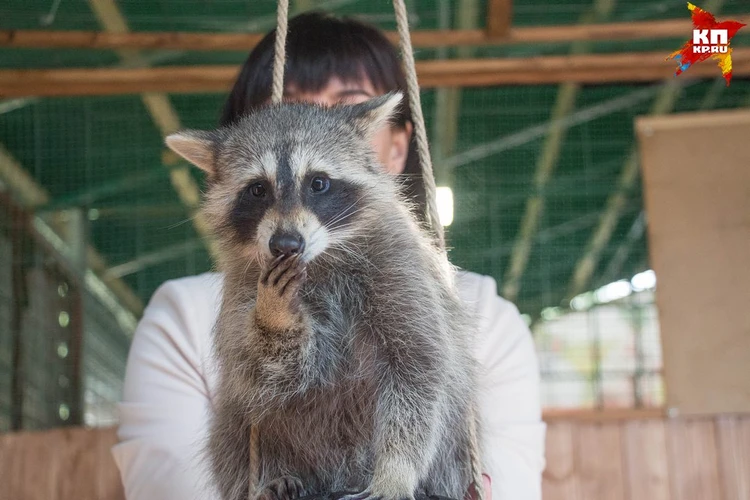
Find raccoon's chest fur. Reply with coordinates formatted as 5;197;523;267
253;269;381;490
257;377;378;491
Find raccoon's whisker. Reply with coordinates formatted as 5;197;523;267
241;255;254;282
325;241;370;268
163;215;197;231
326;222;369;239
325;209;363;230
304;207;367;257
323;195;368;229
324;197;365;226
318;248;350;266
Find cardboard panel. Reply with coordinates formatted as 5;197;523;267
635;109;750;416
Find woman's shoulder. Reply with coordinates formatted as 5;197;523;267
147;272;224;314
455;269;521;318
153;271;224;297
136;272;224;358
454;269;535;364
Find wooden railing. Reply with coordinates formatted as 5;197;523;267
1;413;749;500
0;426;124;500
543;414;750;500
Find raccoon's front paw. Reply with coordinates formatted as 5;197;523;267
255;254;307;331
255;476;306;500
340;487;415;500
341;459;418;500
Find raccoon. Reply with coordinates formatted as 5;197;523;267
165;93;482;500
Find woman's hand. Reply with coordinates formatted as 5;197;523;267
466;474;492;500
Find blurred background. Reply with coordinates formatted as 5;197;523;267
0;0;749;499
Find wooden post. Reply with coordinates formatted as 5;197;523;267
7;194;29;430
486;0;512;38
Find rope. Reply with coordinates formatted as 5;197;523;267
251;2;288;495
271;0;289;104
391;0;445;250
249;425;261;497
466;416;485;500
391;2;482;499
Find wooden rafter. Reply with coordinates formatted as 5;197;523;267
565;0;729;302
2;14;749;50
486;0;513;38
502;0;616;302
565;80;686;300
85;0;218;260
2;49;749;97
432;0;481;185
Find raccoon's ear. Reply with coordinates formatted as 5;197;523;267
165;130;218;174
350;92;404;138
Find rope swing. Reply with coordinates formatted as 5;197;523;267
251;1;484;499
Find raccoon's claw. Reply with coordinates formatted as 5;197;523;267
340;489;378;500
342;488;415;500
255;254;307;331
340;486;419;500
260;254;306;294
255;475;306;500
262;254;297;286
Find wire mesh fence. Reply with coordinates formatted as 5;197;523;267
1;0;750;430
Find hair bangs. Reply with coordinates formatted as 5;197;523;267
283;19;399;96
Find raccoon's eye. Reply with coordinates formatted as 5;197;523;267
310;176;330;194
250;182;266;197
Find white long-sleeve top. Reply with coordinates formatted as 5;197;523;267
111;270;546;500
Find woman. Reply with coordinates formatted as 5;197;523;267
112;11;545;500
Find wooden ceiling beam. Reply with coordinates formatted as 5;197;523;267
486;0;513;39
2;14;749;51
2;49;749;97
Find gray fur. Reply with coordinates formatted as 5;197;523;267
169;94;482;500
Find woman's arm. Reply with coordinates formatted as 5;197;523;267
460;272;547;500
111;275;222;500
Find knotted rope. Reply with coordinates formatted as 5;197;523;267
270;0;289;104
391;0;445;250
391;2;483;499
250;0;289;492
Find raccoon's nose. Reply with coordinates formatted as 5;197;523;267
269;231;305;257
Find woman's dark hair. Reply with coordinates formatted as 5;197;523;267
220;11;427;222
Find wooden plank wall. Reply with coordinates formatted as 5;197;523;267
543;415;750;500
0;415;748;500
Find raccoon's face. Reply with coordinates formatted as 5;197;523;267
218;145;369;263
165;93;403;265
